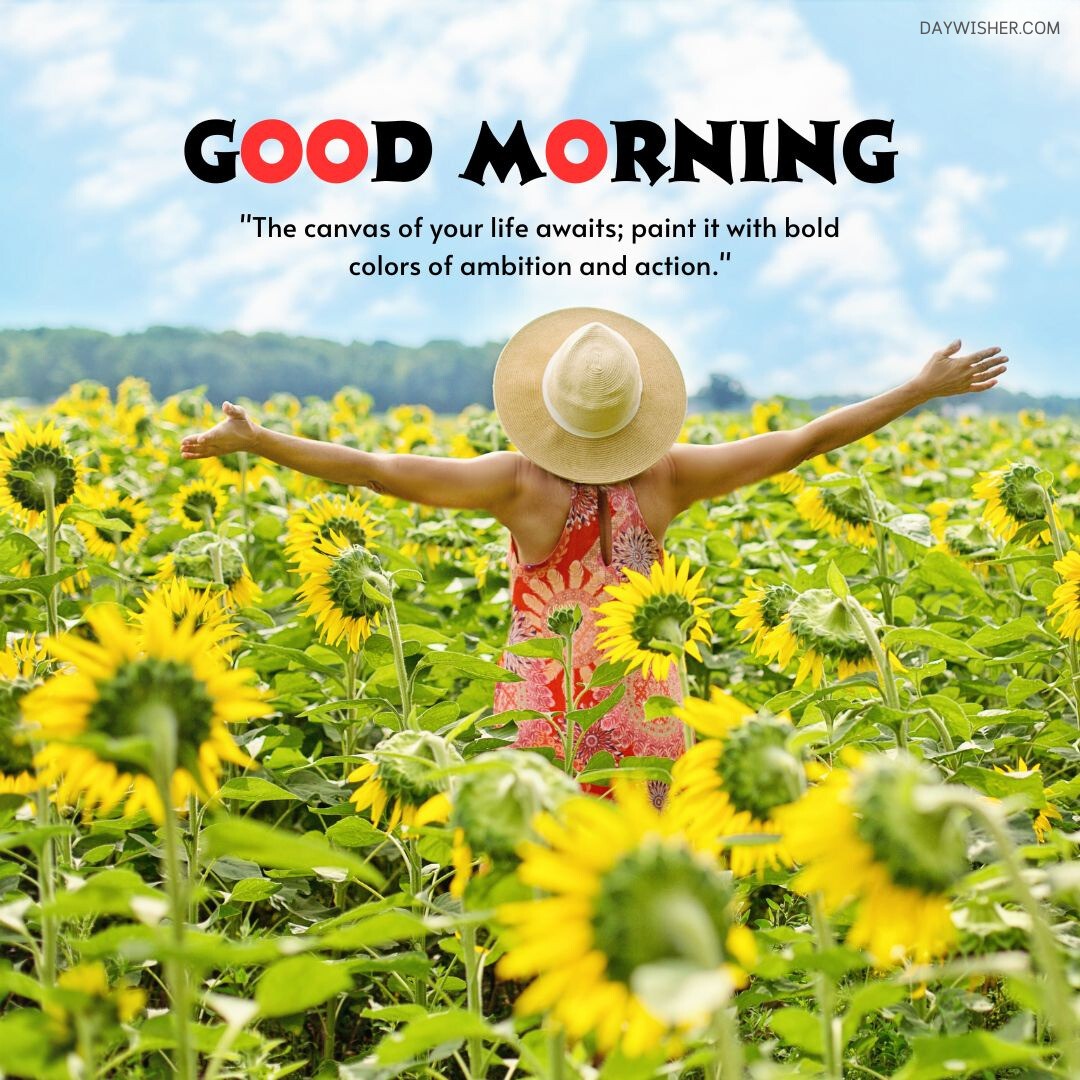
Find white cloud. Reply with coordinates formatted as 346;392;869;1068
0;3;124;56
1021;222;1069;263
934;246;1008;308
978;0;1080;94
128;199;203;263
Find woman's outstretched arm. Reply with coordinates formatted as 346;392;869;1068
668;340;1008;510
180;401;520;512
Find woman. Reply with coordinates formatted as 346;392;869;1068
181;307;1007;787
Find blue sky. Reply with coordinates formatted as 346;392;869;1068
0;0;1077;397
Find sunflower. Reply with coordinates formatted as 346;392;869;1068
45;961;146;1052
774;750;968;967
973;463;1053;545
0;419;82;529
496;778;753;1058
668;691;804;876
48;381;111;421
135;579;238;654
74;487;149;559
199;451;271;491
292;533;390;651
169;478;227;532
159;390;214;430
751;399;783;434
0;636;46;795
447;750;579;898
1047;550;1080;641
794;475;877;548
284;493;382;565
348;730;461;832
331;386;372;426
158;532;260;609
24;604;268;822
769;588;897;689
731;579;798;664
992;757;1063;844
594;557;712;681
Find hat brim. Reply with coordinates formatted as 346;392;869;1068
493;307;687;484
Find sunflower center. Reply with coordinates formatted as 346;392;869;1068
0;684;34;774
630;594;695;653
786;589;873;663
328;546;389;618
6;446;78;512
93;506;136;544
88;658;215;774
592;843;733;984
318;516;368;547
998;464;1046;523
852;756;969;894
715;718;805;820
819;484;873;526
182;491;218;524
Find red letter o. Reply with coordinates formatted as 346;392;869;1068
240;119;303;183
307;119;369;183
545;119;607;183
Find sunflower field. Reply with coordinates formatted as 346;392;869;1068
1;378;1078;1080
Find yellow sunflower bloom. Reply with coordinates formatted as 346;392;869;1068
774;751;968;967
594;557;712;682
284;494;382;565
1047;550;1080;641
24;604;268;822
293;532;390;651
0;419;83;529
0;635;48;795
668;691;804;876
135;579;239;654
169;478;227;532
973;463;1053;546
74;487;150;559
348;730;460;832
794;476;877;548
993;757;1064;844
497;778;749;1058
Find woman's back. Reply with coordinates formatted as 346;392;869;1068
494;474;685;797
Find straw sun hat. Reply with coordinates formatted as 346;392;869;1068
492;307;687;484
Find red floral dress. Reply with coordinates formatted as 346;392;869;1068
493;481;685;803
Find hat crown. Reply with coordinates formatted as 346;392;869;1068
541;322;643;439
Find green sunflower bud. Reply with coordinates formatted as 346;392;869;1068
547;604;583;639
852;753;969;894
7;445;78;512
451;751;579;861
818;476;874;527
373;730;462;807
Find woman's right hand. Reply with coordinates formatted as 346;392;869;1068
180;401;259;460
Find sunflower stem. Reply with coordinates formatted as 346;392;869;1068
150;707;196;1080
809;894;842;1080
384;594;413;726
843;596;901;711
861;476;894;626
561;631;575;776
548;1026;566;1080
950;791;1080;1076
405;837;427;1006
33;783;57;987
678;655;695;750
238;451;252;566
43;476;59;640
712;1002;745;1077
460;921;487;1078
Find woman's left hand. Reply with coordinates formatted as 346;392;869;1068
910;340;1009;401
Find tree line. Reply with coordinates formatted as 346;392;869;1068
0;326;1075;415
